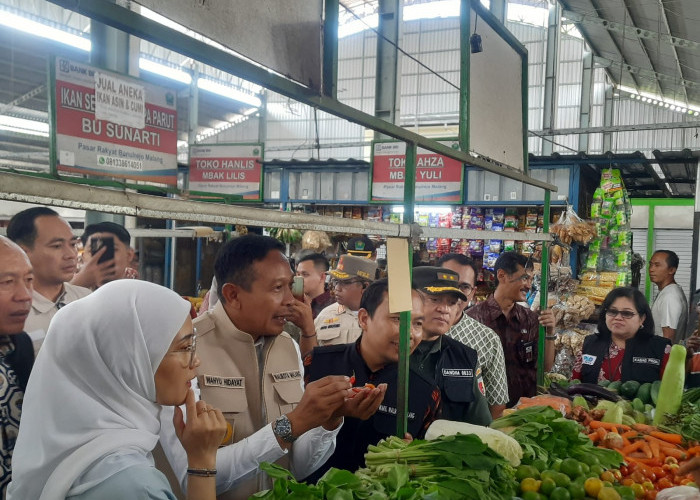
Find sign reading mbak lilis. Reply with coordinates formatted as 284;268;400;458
371;140;464;203
51;57;177;185
188;143;263;200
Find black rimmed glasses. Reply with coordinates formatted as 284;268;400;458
605;309;638;320
170;329;198;368
331;278;362;289
458;283;474;294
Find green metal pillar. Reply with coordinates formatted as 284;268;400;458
397;141;416;437
537;190;551;387
458;0;471;153
374;0;401;140
87;8;129;226
645;206;655;299
323;0;339;98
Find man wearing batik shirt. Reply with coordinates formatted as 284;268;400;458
438;253;509;419
0;236;35;496
467;252;556;408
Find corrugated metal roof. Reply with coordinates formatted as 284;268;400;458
559;0;700;108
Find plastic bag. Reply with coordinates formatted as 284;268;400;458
550;205;597;245
656;486;700;500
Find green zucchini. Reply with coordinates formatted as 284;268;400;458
652;344;686;426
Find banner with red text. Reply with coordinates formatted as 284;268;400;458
189;143;263;200
371;140;464;203
52;57;178;185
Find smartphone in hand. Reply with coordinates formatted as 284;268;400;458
91;237;115;264
292;276;304;300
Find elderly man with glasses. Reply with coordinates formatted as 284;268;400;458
438;253;509;419
297;255;377;356
467;252;556;408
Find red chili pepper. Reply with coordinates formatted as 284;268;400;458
349;376;356;385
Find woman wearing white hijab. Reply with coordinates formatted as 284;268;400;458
7;280;227;500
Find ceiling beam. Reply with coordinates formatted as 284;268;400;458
562;9;700;51
595;56;698;89
658;0;689;106
530;120;700;136
618;0;664;97
0;85;47;116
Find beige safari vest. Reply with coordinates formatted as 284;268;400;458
313;303;362;346
194;302;304;499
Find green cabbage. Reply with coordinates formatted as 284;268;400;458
425;419;523;466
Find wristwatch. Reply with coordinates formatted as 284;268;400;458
272;414;297;443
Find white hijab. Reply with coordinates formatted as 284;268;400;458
7;280;191;500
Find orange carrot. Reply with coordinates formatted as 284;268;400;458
645;434;681;449
621;440;646;456
641;441;653;459
590;420;631;432
622;437;632;448
588;432;600;442
661;447;687;460
687;446;700;456
647;438;661;458
621;430;638;439
632;423;657;433
650;431;684;445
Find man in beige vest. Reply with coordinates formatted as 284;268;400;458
158;235;351;499
296;254;377;356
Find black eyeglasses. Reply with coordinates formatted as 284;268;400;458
458;283;474;293
605;309;638;319
331;279;362;288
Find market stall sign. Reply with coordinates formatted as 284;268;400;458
371;140;464;204
52;57;177;185
189;143;263;201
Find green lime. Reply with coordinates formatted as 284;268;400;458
541;470;559;483
516;464;541;481
532;459;548;472
568;482;586;500
615;486;635;500
554;472;571;488
551;459;563;472
540;478;557;496
550;486;572;500
560;458;584;479
579;463;590;474
578;454;601;467
589;464;605;476
601;480;613;488
521;492;542;500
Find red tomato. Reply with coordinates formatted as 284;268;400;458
644;470;657;483
651;467;665;479
630;471;646;484
620;465;629;476
644;490;657;500
656;478;673;490
621;478;635;487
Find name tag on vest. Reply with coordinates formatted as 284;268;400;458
271;370;302;382
203;375;245;388
582;354;597;365
442;368;473;378
377;404;415;420
632;357;660;366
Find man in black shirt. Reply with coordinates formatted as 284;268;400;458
303;279;440;481
411;266;492;426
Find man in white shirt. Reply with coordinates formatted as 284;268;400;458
6;208;90;352
649;250;688;342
